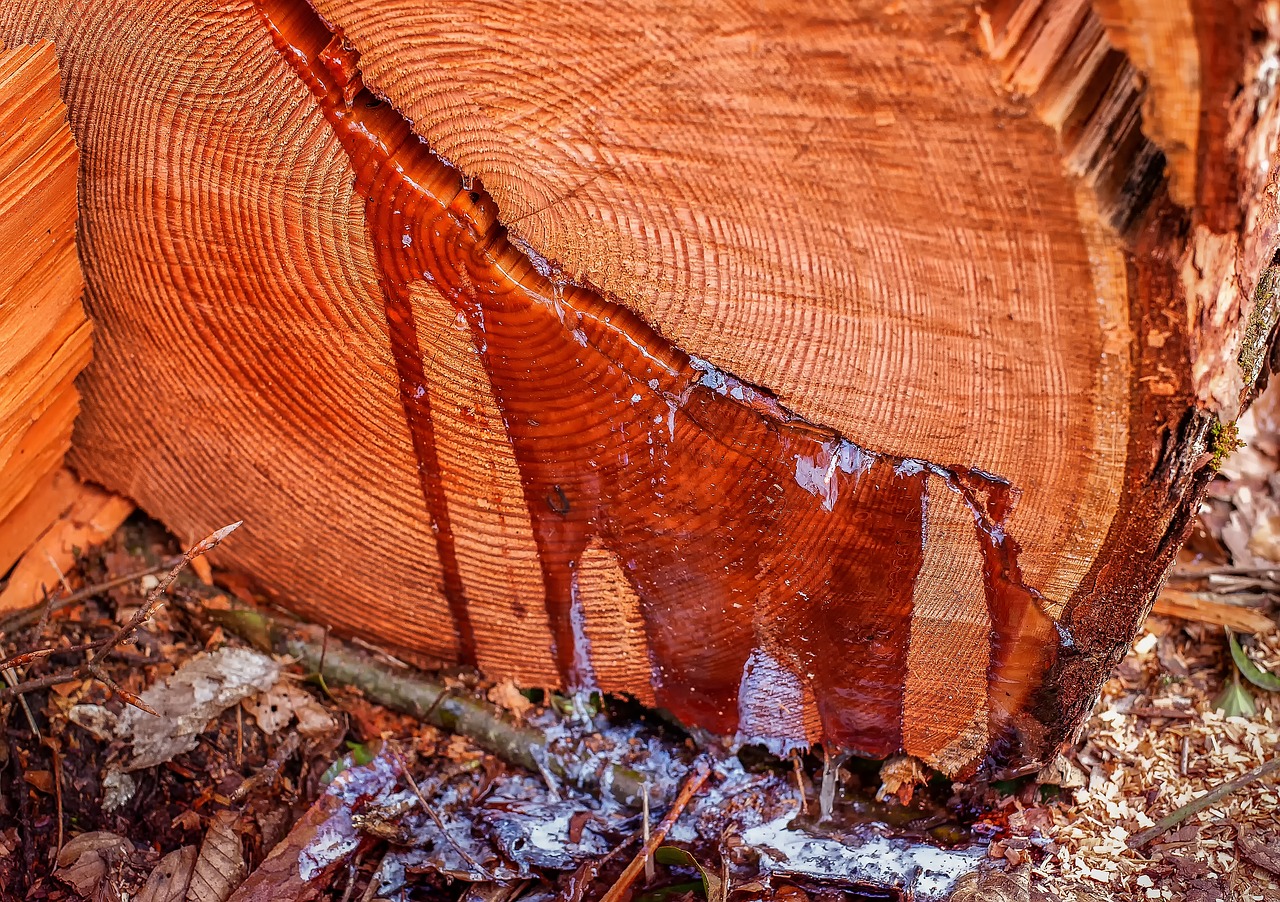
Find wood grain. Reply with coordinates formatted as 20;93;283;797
0;39;90;552
2;0;1276;775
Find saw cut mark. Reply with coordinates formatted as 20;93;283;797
254;0;1058;760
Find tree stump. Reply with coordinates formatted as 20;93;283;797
3;0;1277;776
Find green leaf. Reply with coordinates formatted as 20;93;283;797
1228;630;1280;692
1214;675;1257;718
654;847;724;902
321;742;376;784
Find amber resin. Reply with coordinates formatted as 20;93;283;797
254;0;1058;759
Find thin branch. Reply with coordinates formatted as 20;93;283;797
211;605;652;807
232;730;301;802
0;558;181;637
599;758;712;902
32;583;61;641
393;750;494;880
1128;754;1280;848
0;638;113;670
85;522;241;672
0;523;241;708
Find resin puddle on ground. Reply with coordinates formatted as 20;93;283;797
254;0;1058;761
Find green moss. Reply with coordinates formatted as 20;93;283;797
1208;419;1243;471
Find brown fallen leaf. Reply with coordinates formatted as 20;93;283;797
227;744;402;902
53;831;132;898
135;846;197;902
1237;827;1280;876
244;680;336;738
188;810;246;902
23;769;54;794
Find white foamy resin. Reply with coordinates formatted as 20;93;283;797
793;439;874;511
741;815;983;900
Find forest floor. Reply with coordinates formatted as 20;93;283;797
3;401;1280;901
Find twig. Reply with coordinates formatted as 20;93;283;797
232;730;301;802
393;750;494;880
358;853;386;902
791;751;808;816
642;780;653;883
0;637;117;670
599;758;712;902
212;606;653;807
1127;706;1196;720
1170;565;1280;577
88;522;240;670
44;737;64;858
1128;754;1280;848
1;667;40;736
32;583;61;641
338;848;364;902
0;523;241;708
89;664;159;716
8;736;33;896
0;559;180;637
2;585;67;735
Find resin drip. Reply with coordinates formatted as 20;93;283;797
254;0;1057;759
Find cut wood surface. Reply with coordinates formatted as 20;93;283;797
0;473;133;614
0;39;90;556
3;0;1279;776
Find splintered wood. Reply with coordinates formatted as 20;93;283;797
1;0;1278;776
0;40;90;566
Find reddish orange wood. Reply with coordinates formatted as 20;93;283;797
4;0;1278;776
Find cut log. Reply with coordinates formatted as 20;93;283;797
0;40;91;567
3;0;1278;776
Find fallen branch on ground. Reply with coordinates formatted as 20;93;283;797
1152;590;1276;634
1128;754;1280;848
598;758;712;902
211;604;654;807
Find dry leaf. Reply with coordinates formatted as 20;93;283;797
70;647;279;772
135;846;197;902
487;679;533;717
23;769;54;793
53;832;131;898
244;680;336;738
188;810;246;902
